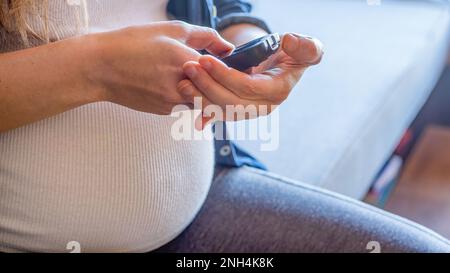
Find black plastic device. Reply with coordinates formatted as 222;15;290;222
220;33;281;72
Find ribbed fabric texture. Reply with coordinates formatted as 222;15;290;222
0;0;215;252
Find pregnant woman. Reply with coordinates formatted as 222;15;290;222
1;0;449;253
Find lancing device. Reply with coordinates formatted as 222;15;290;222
220;33;281;72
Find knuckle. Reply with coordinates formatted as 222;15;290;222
207;28;219;37
196;25;216;36
170;20;188;27
169;20;189;33
197;27;220;42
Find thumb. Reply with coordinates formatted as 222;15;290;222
185;26;235;57
282;33;324;65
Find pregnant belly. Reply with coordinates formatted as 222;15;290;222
0;103;214;252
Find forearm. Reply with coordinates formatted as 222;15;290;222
0;36;102;133
220;23;268;46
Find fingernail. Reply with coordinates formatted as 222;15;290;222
184;66;197;78
283;34;298;52
200;59;212;71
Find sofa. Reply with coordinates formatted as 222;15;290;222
233;0;450;199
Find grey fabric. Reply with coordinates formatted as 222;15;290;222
156;166;450;253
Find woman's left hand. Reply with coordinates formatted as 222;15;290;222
178;33;324;130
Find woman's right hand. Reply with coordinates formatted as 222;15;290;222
87;21;234;115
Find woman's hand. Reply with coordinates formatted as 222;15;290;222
0;21;233;133
177;33;323;129
90;21;234;115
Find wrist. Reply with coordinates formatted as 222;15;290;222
72;33;110;103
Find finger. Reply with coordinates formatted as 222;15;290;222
197;55;285;102
177;79;197;104
177;79;218;130
179;80;261;128
281;33;324;65
183;61;244;107
185;26;235;57
183;62;273;120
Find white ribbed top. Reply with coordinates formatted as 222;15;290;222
0;0;215;252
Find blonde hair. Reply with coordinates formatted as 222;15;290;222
0;0;88;47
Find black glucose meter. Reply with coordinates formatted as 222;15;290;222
220;33;281;71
